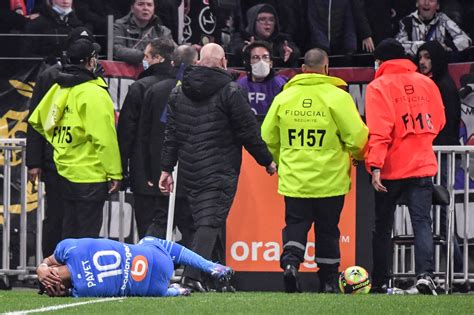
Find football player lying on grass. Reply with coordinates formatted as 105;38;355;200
36;237;233;297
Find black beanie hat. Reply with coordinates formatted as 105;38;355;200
374;38;406;61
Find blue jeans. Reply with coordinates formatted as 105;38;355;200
372;177;434;286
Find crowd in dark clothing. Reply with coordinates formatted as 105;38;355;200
2;0;474;65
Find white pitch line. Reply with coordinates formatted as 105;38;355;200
3;297;126;315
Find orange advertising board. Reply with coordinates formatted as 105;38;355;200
226;150;356;272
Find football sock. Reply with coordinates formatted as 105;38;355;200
158;239;215;273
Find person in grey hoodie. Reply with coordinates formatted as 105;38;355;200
229;3;300;67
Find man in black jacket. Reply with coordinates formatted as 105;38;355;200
117;37;176;239
417;41;461;147
159;43;276;292
140;45;198;246
21;0;85;65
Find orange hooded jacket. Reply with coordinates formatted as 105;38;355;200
365;59;446;180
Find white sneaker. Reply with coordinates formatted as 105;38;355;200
416;275;438;296
403;285;419;295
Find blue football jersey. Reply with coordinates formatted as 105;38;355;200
54;238;174;297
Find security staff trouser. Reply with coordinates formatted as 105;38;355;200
280;195;344;276
41;168;65;257
60;177;108;239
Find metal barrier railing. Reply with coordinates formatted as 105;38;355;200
0;139;32;285
0;137;130;284
392;145;474;293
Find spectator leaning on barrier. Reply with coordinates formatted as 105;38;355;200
117;38;176;239
351;0;375;53
363;0;393;46
140;45;198;245
237;41;287;115
21;0;86;64
261;48;368;293
26;27;102;257
307;0;357;56
159;43;276;293
229;3;300;67
395;0;472;58
28;38;122;239
365;38;445;295
113;0;174;65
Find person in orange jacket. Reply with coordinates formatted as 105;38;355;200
365;38;445;295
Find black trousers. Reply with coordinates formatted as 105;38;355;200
60;178;108;239
145;195;194;248
41;169;64;257
182;226;224;281
134;194;162;240
280;195;344;277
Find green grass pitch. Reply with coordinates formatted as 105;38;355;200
0;290;473;314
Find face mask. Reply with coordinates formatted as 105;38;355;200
52;5;73;16
251;60;271;79
142;59;150;70
374;61;380;71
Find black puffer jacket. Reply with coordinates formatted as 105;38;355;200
161;66;273;227
416;41;461;146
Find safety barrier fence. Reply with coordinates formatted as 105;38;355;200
3;30;472;66
1;142;473;292
392;146;474;293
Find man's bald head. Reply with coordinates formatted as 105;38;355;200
302;48;329;75
199;43;227;69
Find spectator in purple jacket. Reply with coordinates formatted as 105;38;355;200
237;41;287;115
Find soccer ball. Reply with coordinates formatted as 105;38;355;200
338;266;371;294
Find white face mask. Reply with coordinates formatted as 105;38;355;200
142;59;150;70
251;60;271;79
374;60;380;71
52;5;73;16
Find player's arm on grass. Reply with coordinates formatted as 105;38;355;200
165;284;191;297
36;255;61;287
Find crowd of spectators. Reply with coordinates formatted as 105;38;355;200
1;0;474;66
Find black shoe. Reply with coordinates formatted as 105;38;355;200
283;265;301;293
322;274;339;294
181;277;208;292
416;274;437;296
215;280;236;293
453;280;471;293
370;284;388;294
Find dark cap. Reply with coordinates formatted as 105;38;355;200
67;27;101;53
374;38;406;61
67;39;97;64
